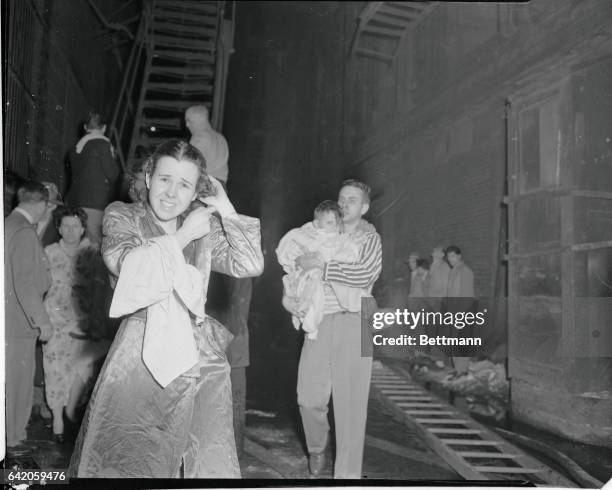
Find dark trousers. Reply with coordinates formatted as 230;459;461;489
231;367;246;455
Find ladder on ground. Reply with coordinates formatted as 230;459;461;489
350;1;438;63
109;0;234;172
370;360;575;486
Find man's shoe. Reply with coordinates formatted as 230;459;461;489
308;452;326;476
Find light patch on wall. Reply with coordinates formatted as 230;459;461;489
448;117;474;157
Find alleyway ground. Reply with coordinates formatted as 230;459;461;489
5;325;610;483
5;331;461;480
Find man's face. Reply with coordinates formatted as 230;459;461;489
408;256;418;270
432;248;444;261
314;211;340;233
185;111;194;134
338;186;368;224
32;199;51;224
447;251;461;267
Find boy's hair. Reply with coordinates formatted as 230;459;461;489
16;181;49;205
341;179;371;203
53;206;88;230
314;200;342;221
445;245;462;256
85;112;106;130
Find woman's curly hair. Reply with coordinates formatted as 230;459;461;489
142;139;217;199
53;206;88;233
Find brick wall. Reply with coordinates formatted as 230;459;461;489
225;0;612;312
5;0;136;193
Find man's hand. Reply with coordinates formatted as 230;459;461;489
201;176;237;218
296;252;325;272
38;324;53;343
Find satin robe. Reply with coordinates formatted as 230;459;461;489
69;201;263;478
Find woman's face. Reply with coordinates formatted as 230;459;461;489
146;156;199;222
59;216;85;245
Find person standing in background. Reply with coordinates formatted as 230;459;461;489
406;252;420;297
428;245;451;307
5;181;58;447
185;105;229;185
445;245;475;374
66;112;122;243
426;245;452;363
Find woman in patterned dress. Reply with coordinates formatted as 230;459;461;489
42;206;109;442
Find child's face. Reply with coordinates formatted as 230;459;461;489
314;211;340;233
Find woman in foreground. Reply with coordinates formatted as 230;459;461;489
69;139;264;478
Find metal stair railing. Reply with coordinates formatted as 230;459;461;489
108;1;153;172
210;0;235;132
369;360;576;486
350;1;438;63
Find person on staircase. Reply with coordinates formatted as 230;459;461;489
66;112;122;244
185;105;229;187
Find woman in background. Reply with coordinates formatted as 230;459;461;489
42;206;110;442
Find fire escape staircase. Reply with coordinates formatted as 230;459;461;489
350;1;437;63
108;0;234;173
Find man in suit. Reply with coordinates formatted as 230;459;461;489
5;181;56;447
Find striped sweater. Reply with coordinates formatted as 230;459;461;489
322;219;382;314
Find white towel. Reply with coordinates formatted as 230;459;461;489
109;235;205;387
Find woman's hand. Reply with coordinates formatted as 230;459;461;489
174;205;217;248
200;176;237;218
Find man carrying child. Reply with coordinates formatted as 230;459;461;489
288;179;382;479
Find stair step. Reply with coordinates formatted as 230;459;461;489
155;2;218;16
153;11;218;27
387;395;433;401
380;389;425;394
146;82;212;94
442;439;502;446
377;4;422;21
135;135;176;147
142;100;211;112
355;47;394;62
405;410;455;415
428;428;481;434
362;24;404;38
457;451;518;459
414;418;468;424
371;12;412;28
387;1;432;12
149;65;215;78
154;34;215;50
474;466;542;474
397;402;443;407
141;116;184;131
153;21;217;37
153;51;215;63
